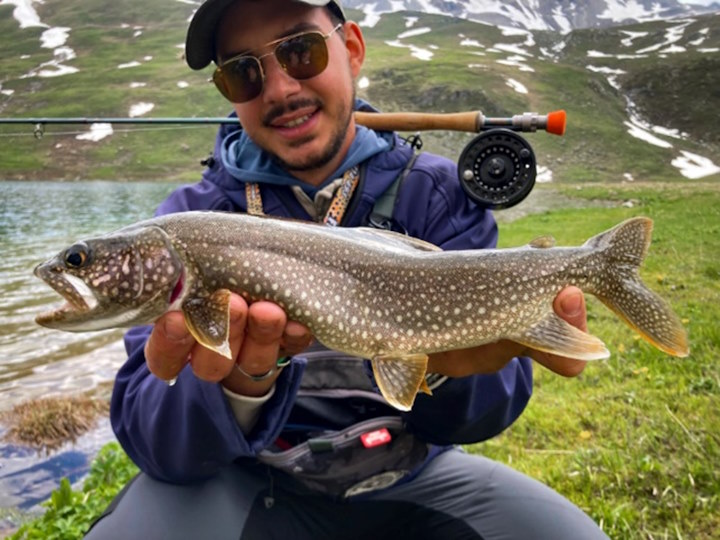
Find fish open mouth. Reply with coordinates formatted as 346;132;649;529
34;267;98;326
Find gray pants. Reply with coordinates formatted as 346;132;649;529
85;448;609;540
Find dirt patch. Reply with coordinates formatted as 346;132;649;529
493;185;619;223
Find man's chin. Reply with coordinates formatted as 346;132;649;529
271;141;339;174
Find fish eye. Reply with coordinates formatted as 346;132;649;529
64;243;90;268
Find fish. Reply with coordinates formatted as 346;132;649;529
34;212;689;411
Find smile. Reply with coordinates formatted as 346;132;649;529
282;114;312;128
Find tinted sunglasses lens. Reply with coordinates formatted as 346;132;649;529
213;57;263;103
275;32;329;80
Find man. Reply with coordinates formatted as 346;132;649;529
86;1;609;538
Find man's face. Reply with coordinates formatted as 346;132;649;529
216;0;364;183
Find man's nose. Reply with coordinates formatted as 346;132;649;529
260;55;303;103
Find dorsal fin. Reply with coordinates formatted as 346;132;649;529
353;228;442;252
528;235;556;249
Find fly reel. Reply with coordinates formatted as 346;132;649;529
354;109;565;211
458;129;536;210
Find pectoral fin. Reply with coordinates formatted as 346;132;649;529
182;289;233;359
371;353;430;411
512;313;609;361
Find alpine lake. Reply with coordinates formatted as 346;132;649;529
0;180;180;521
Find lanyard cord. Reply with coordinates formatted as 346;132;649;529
244;165;360;227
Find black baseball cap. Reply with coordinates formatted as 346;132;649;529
185;0;346;70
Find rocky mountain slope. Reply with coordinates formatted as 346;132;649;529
344;0;720;31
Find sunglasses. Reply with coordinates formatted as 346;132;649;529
212;24;343;103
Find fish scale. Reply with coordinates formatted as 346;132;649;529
34;212;689;411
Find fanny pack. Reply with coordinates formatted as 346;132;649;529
257;416;430;499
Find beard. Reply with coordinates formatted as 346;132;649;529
261;91;355;173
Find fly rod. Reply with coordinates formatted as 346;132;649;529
0;110;566;135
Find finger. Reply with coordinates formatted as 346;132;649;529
279;320;313;357
189;294;249;382
236;301;287;375
553;285;587;331
145;312;195;380
533;287;589;377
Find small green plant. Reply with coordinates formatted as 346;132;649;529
10;443;139;540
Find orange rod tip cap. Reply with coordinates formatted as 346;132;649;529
546;110;567;136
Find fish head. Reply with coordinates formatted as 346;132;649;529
34;225;183;331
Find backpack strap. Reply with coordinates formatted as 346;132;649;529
367;151;421;231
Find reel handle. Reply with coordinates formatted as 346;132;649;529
354;110;566;135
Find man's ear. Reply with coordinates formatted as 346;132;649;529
343;21;366;78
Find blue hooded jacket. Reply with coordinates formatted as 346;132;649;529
111;109;534;483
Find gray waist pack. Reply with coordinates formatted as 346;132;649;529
257;416;429;499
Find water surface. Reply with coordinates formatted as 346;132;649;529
0;180;181;410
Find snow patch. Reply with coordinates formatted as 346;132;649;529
459;35;483;48
624;121;673;149
672;151;720;179
506;78;528;94
493;43;532;57
0;82;15;96
129;82;147;88
398;27;432;39
495;56;534;72
118;61;142;69
385;40;434;61
76;123;114;142
586;65;627;75
177;81;189;88
129;102;155;117
40;27;70;49
358;4;382;28
405;17;418;28
537;166;553;183
1;0;47;28
636;20;691;54
619;30;648;47
358;76;370;89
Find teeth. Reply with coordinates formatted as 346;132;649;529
283;114;311;128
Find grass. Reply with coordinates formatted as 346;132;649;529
2;396;109;452
8;443;138;540
469;182;720;539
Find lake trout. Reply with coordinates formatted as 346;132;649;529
34;212;689;410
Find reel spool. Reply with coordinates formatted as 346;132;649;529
457;129;536;210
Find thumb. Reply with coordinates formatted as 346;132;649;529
554;286;587;332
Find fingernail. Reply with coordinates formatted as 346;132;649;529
561;292;583;316
164;317;190;340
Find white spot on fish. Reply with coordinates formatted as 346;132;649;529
92;275;112;287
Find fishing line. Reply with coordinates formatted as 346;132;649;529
0;125;215;138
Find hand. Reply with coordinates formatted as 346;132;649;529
144;294;313;397
426;286;588;378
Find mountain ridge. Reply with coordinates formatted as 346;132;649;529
345;0;720;32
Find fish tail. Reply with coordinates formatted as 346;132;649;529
585;217;689;357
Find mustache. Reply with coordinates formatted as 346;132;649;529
262;99;323;125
